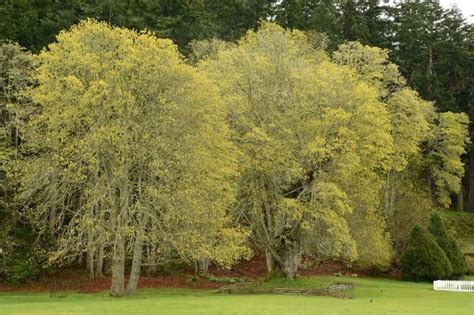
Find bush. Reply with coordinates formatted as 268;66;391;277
401;224;453;281
6;257;41;285
428;213;468;278
0;221;53;284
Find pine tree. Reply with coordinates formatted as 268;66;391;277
401;224;453;281
428;213;468;277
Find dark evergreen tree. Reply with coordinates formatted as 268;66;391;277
273;0;392;50
0;0;272;52
401;225;453;281
273;0;343;50
428;213;468;277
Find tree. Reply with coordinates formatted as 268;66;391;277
389;1;473;211
401;224;452;282
428;213;468;277
15;20;248;296
188;38;237;64
273;1;473;214
203;0;273;42
426;112;470;207
390;1;471;112
273;0;344;51
0;42;36;280
201;23;397;278
273;0;392;51
333;40;469;263
0;0;272;52
333;41;429;268
0;42;33;154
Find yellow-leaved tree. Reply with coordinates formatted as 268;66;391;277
200;23;395;278
334;42;469;259
15;20;248;296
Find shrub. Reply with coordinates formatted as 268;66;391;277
6;257;41;285
428;213;468;278
401;224;453;281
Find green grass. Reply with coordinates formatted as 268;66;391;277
442;210;474;273
1;276;473;315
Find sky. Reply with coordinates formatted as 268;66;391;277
439;0;474;21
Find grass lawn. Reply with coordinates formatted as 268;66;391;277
1;276;473;315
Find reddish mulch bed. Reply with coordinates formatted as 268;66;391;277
0;272;223;293
0;256;399;293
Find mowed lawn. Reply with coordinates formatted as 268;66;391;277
1;276;473;315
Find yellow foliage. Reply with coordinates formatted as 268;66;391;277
200;23;396;269
17;20;248;268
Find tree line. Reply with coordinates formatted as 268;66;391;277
1;0;472;207
0;0;472;296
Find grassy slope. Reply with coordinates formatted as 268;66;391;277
1;276;473;315
441;210;474;273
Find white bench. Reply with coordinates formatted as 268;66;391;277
433;280;474;292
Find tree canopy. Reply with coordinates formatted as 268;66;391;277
14;20;248;296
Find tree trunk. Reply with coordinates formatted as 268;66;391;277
110;175;130;297
427;45;434;99
198;259;209;275
86;248;95;279
384;176;391;216
110;234;125;297
78;252;83;266
95;244;104;277
457;185;464;211
272;241;302;279
49;209;56;237
265;249;273;273
427;174;434;204
126;234;144;295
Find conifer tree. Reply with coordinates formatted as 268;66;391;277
428;213;468;277
401;224;453;281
